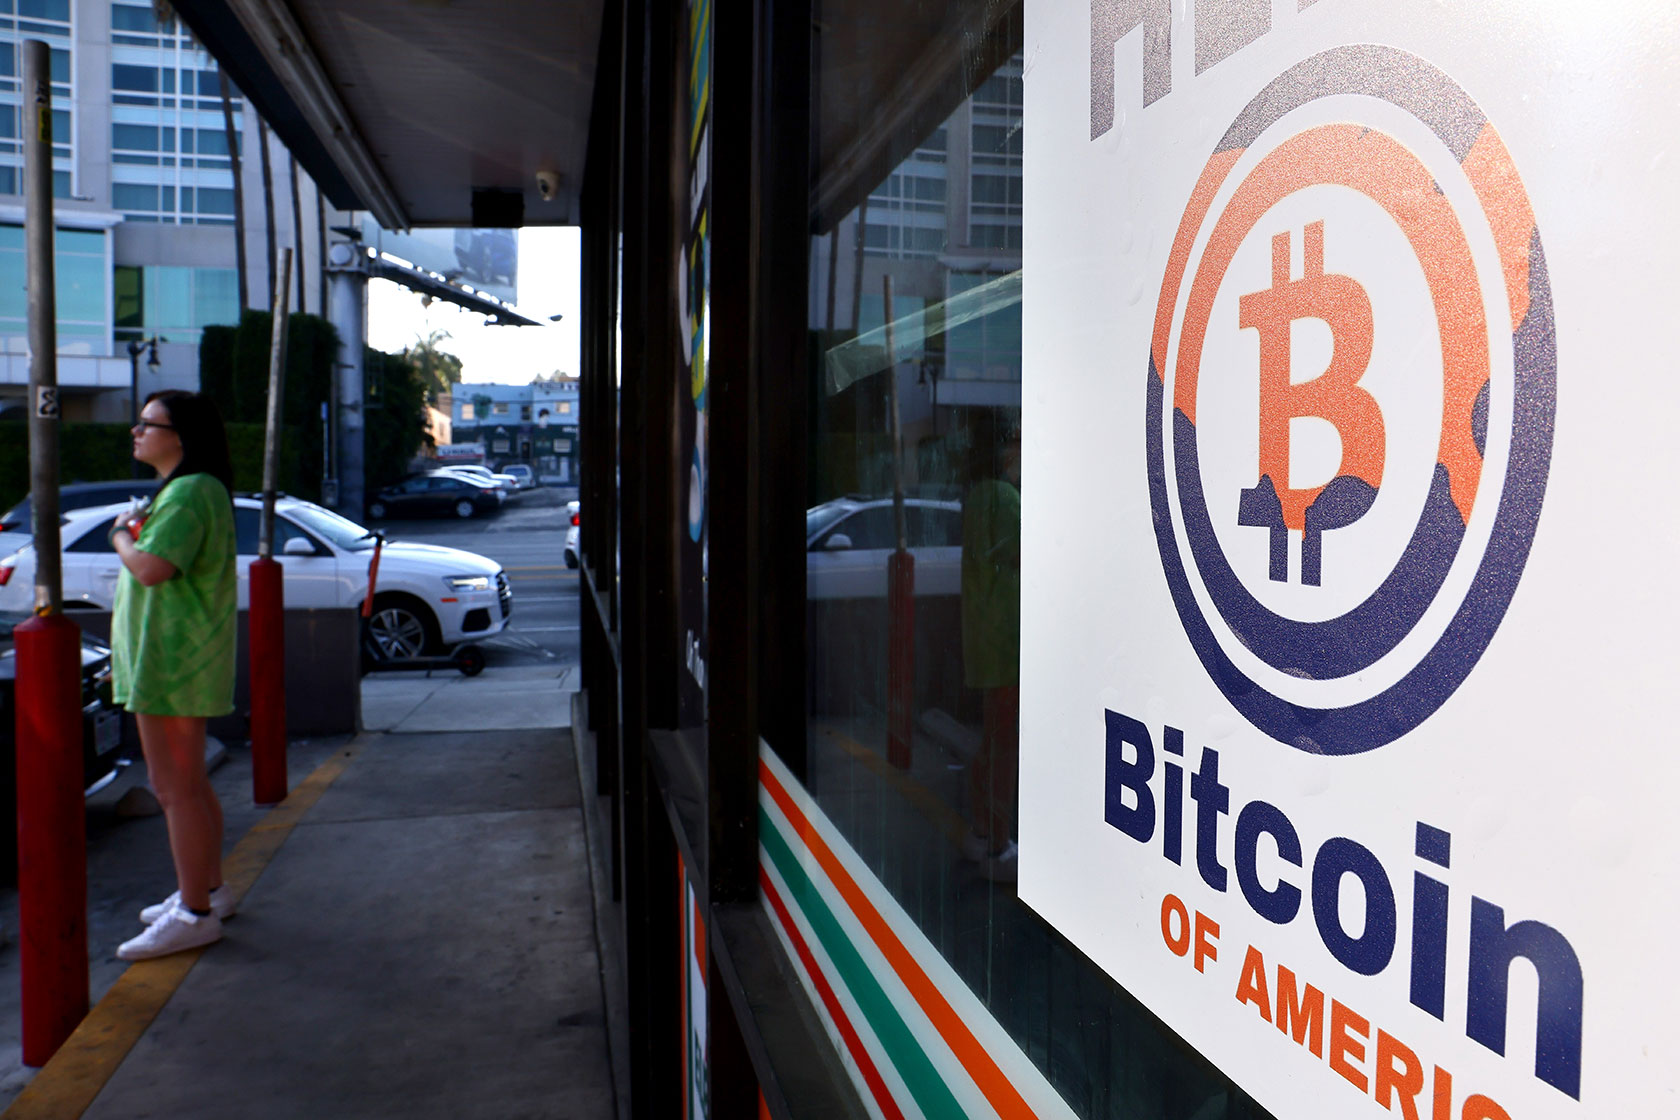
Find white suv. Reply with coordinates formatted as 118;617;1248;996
805;496;964;599
0;497;511;657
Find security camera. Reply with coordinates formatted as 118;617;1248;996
535;170;560;202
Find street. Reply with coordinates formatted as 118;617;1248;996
0;485;584;1109
365;486;582;671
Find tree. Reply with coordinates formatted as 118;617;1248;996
217;69;248;310
404;330;465;400
257;116;276;304
160;5;250;311
364;346;434;490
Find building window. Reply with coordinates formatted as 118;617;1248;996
0;30;76;199
110;2;198;48
112;264;238;344
107;4;243;225
795;35;1260;1115
460;402;475;421
557;401;572;414
0;224;109;354
492;401;509;415
520;403;531;420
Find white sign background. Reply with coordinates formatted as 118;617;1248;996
1019;2;1679;1118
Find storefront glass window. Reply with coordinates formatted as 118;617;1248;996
787;4;1273;1116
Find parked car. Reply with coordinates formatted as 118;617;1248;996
433;465;518;497
501;464;537;490
0;609;128;884
564;500;580;568
0;497;512;657
805;496;963;599
0;479;162;557
370;473;502;520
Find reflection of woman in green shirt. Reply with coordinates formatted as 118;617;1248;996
961;424;1021;880
110;391;238;961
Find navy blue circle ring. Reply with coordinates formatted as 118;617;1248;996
1146;46;1556;754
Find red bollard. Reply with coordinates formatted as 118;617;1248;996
248;557;287;805
886;549;916;770
14;613;88;1066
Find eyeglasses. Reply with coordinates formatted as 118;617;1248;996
132;419;175;433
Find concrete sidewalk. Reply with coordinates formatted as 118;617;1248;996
7;666;616;1120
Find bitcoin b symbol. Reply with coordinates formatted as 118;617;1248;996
1236;220;1384;585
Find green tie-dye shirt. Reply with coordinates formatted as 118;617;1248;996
111;473;236;716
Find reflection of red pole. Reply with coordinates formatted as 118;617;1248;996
882;273;914;769
14;613;88;1066
886;550;915;769
249;558;287;805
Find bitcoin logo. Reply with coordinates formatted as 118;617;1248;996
1144;46;1556;754
1237;220;1383;587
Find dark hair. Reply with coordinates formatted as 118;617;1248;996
965;407;1022;483
146;390;234;499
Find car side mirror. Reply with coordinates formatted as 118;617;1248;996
822;533;852;551
282;537;317;557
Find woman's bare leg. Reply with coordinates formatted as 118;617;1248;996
136;714;223;911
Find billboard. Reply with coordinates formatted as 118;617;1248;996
359;217;518;306
1020;3;1678;1119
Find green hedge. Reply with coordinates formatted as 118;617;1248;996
200;310;338;503
0;421;309;512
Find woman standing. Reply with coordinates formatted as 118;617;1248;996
111;390;239;961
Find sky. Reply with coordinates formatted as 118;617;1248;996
366;226;581;385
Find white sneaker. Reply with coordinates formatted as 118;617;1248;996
139;884;237;925
117;906;223;961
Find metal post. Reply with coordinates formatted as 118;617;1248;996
259;249;292;559
882;274;915;770
126;339;141;430
26;40;60;615
250;248;291;805
326;242;367;519
16;37;88;1066
320;399;331;506
126;337;148;477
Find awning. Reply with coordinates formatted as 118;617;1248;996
171;0;604;231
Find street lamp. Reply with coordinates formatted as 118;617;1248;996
127;337;159;476
126;336;159;428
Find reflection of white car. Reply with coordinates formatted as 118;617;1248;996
564;501;579;568
501;464;537;490
0;497;512;657
433;465;516;498
805;497;963;599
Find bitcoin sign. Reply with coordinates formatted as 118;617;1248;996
1145;46;1556;753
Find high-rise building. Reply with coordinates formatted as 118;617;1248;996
0;0;330;423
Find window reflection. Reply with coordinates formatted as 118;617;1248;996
796;8;1274;1115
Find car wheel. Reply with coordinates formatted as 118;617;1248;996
366;595;440;659
454;499;476;519
369;500;388;520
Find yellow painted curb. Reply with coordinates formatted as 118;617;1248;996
1;733;376;1120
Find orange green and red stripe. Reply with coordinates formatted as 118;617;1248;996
758;746;1076;1120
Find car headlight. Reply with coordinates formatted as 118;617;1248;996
444;575;491;592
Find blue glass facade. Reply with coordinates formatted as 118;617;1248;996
107;2;241;225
